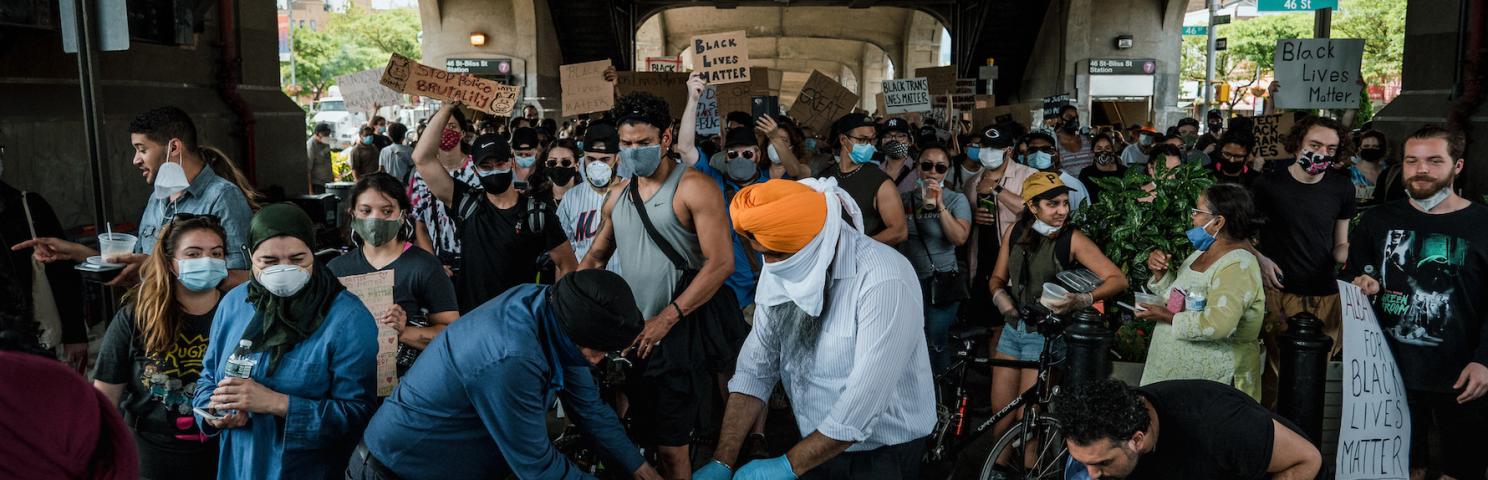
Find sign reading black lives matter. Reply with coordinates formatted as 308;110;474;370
692;30;751;85
882;78;931;114
1336;280;1411;480
1273;38;1364;109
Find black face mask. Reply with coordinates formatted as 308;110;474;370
1208;122;1223;133
479;170;513;194
548;166;577;185
1060;119;1079;134
1359;147;1386;162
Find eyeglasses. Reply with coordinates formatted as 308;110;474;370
846;135;876;145
919;162;949;174
1221;151;1247;161
546;158;574;168
1190;208;1215;217
727;150;755;160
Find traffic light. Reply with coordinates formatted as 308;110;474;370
1216;83;1232;103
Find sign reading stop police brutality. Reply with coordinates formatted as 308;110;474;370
380;53;520;116
1336;280;1411;480
882;78;931;114
692;30;751;85
1273;39;1365;110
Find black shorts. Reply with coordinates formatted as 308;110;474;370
626;369;700;447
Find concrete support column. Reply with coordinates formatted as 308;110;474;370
420;0;564;117
860;44;889;112
635;13;668;70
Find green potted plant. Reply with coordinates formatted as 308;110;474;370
1073;159;1214;378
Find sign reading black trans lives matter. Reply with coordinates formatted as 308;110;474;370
882;78;931;114
1273;39;1364;110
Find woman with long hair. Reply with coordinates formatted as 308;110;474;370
94;215;228;478
328;173;458;376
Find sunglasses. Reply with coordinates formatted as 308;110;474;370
919;162;949;174
727;150;755;160
546;158;574;168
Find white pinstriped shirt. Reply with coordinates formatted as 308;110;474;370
729;229;936;451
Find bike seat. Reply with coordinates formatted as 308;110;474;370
949;325;991;342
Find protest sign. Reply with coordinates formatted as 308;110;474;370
696;86;721;136
788;71;860;133
925;94;950;127
1273;39;1365;109
560;60;614;116
340;270;398;396
379;53;520;116
615;71;691;119
691;30;751;85
973;95;997;128
882;77;931;114
1041;93;1071;120
337;67;403;113
915;65;958;94
953;79;977;110
1336;280;1411;480
1251;112;1297;160
646;56;682;72
714;68;769;119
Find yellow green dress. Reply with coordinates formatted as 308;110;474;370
1140;248;1266;399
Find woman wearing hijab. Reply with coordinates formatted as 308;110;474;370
192;203;378;480
94;215;228;478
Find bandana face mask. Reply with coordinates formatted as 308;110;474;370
439;128;462;152
1297;149;1333;175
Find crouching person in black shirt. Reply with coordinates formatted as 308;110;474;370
1056;379;1321;480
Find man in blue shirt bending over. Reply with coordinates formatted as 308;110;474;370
351;270;663;480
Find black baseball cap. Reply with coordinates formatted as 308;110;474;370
313;122;333;135
724;127;757;149
881;118;911;135
473;133;511;165
583;122;619;154
1024;130;1056;146
979;125;1015;149
726;111;753;127
833;113;877;137
511;127;539;150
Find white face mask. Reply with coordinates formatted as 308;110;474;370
767;144;783;164
585;160;614;189
1031;219;1061;237
153;144;190;199
979;147;1006;170
1409;186;1452;212
255;264;311;297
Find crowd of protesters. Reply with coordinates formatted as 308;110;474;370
0;68;1483;480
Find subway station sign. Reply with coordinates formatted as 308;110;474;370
445;58;512;76
1088;58;1157;75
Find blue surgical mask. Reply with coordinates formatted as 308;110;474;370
576;140;585;151
1026;151;1054;170
804;138;818;151
966;146;981;163
362;137;374;146
515;155;537;168
621;144;664;177
849;143;877;165
177;257;227;292
1186;219;1217;251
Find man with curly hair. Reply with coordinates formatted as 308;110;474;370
1055;379;1319;479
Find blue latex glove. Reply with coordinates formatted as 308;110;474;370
694;460;734;480
734;455;796;480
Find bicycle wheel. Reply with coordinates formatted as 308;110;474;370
978;416;1067;480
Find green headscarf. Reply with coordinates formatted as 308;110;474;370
244;203;344;369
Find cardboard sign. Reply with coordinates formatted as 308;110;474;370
714;68;771;119
882;77;932;114
787;71;860;133
1336;281;1411;480
339;270;398;396
560;60;614;116
696;86;721;136
953;78;977;110
1251;112;1297;160
646;56;682;72
915;65;958;94
337;67;403;113
1041;93;1071;120
1273;39;1365;109
691;30;751;85
615;71;691;119
379;53;520;116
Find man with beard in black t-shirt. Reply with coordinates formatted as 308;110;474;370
1057;379;1321;480
1343;125;1488;480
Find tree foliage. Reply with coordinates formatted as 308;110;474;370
282;6;421;100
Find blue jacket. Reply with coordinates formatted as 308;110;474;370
362;284;645;479
192;285;378;480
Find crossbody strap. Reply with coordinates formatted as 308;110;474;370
627;182;688;273
20;192;39;239
910;195;946;272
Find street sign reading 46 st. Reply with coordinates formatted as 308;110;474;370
1258;0;1338;11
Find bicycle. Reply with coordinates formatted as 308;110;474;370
941;303;1071;480
552;352;634;477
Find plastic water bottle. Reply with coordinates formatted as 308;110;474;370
224;339;257;379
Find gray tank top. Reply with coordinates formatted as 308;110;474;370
613;164;703;318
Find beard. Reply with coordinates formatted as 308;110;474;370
1405;173;1454;199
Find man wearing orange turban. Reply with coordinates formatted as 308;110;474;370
699;177;935;480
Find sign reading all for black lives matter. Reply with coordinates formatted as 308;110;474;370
1336;280;1411;480
379;53;519;116
692;30;751;85
1273;38;1364;110
882;78;931;114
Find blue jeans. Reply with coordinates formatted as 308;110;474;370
924;301;959;376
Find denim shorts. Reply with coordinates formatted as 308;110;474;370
996;322;1063;361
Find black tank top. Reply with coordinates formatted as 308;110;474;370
822;162;892;236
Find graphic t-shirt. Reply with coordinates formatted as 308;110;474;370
328;246;459;374
1341;200;1488;392
1130;380;1302;480
95;305;215;451
450;182;566;312
1251;168;1357;295
407;161;481;266
556;184;617;272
